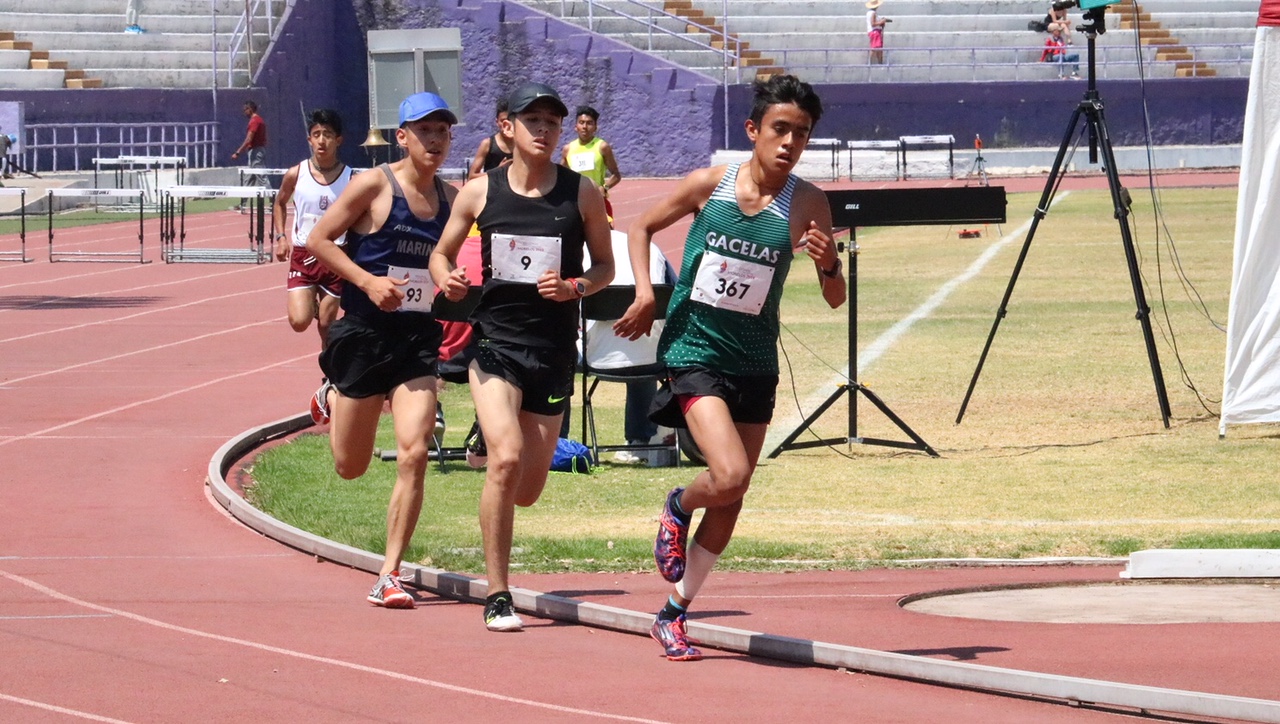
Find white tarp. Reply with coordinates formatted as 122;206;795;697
1220;2;1280;435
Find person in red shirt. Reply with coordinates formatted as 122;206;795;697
1041;28;1080;79
232;100;270;209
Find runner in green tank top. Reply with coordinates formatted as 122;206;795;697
616;75;847;661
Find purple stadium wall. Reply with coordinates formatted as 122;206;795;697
0;0;1247;177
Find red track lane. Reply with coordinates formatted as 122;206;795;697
0;175;1270;724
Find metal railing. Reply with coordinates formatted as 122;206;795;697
22;123;221;174
759;41;1253;82
226;0;294;87
547;0;745;81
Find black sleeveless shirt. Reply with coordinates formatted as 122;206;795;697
482;134;513;172
473;165;585;349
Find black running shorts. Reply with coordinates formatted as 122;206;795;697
319;311;442;399
649;366;778;428
468;337;576;416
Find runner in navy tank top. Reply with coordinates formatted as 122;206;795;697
431;82;614;632
305;92;460;611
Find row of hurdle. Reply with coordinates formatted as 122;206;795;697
0;184;276;265
805;135;958;181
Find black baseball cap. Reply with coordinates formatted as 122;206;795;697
506;82;568;117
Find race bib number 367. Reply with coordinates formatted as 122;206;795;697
691;250;774;315
387;264;434;312
491;233;562;284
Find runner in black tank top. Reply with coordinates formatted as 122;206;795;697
304;92;461;612
430;82;615;633
473;164;585;349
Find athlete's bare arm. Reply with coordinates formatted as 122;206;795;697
272;163;301;261
467;138;492;181
599;140;622;191
307;169;407;312
430;175;487;301
614;165;725;340
789;180;846;309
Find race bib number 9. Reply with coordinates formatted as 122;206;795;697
691;250;774;316
491;233;562;284
387;264;434;313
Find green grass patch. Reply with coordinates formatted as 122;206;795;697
246;186;1280;573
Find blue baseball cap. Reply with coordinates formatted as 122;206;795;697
399;92;458;126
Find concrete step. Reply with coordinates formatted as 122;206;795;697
88;67;249;88
0;12;251;34
0;49;30;69
49;49;247;71
0;68;66;89
17;0;267;15
10;30;235;52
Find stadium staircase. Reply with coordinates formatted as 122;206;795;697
523;0;1256;82
0;0;286;89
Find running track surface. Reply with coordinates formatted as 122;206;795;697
2;171;1274;724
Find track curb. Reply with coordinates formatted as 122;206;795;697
208;414;1280;724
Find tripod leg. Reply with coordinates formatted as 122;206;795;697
1088;104;1172;427
956;103;1085;424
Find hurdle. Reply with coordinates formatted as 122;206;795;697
160;185;274;264
47;188;147;264
0;188;32;263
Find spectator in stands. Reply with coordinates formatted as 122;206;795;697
561;105;622;218
466;98;514;181
866;0;891;65
232;100;270;211
124;0;146;34
1041;27;1081;79
1047;3;1073;45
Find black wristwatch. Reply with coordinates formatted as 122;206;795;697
821;258;843;278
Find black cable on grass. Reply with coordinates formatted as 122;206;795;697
777;326;855;460
1123;1;1221;415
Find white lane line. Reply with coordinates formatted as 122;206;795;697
0;569;668;724
0;258;266;293
858;196;1065;374
0;693;136;724
0;353;314;448
771;193;1069;444
0;285;277;345
0;614;115;621
0;560;293;565
699;593;903;599
1;317;281;386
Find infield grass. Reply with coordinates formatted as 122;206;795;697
247;185;1280;574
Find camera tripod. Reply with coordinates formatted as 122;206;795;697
964;134;989;186
955;4;1171;428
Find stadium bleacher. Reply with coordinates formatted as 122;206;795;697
0;0;283;89
526;0;1257;82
